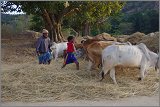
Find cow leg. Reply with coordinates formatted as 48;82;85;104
99;71;104;81
83;54;87;61
54;52;58;61
94;60;100;70
155;66;159;74
89;58;96;70
99;68;110;81
109;68;117;84
139;67;146;81
99;58;112;82
87;60;92;70
139;63;150;81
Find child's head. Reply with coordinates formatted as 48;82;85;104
67;36;74;42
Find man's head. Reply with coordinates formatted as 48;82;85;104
42;29;49;38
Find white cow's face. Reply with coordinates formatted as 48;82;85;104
50;42;57;50
50;45;56;50
50;44;57;55
149;52;158;67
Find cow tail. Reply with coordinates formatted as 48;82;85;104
101;53;105;76
99;57;105;81
155;56;159;71
101;53;104;70
137;43;150;61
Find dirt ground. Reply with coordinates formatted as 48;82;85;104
1;38;159;106
1;95;159;106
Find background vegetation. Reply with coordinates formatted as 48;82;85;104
1;1;159;39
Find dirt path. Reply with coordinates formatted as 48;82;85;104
1;95;159;106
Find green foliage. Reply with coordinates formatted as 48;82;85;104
107;12;124;34
91;21;112;36
1;14;19;24
29;15;45;32
1;1;124;36
89;1;159;36
1;1;67;16
122;1;159;14
127;10;159;34
118;22;134;34
1;1;158;37
1;13;31;38
1;24;15;38
62;28;76;38
63;1;124;36
91;9;159;36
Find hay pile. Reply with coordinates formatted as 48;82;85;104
21;30;42;39
93;33;117;41
125;32;146;44
2;47;36;64
1;34;159;103
2;57;159;103
138;32;159;53
1;39;36;64
115;31;159;52
116;35;129;42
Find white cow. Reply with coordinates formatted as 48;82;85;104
100;43;159;84
155;53;160;74
50;42;67;60
50;42;85;60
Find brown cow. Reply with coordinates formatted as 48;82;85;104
82;38;131;70
82;39;115;70
75;43;83;49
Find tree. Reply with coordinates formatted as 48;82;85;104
1;1;124;41
1;13;31;38
29;14;45;32
127;9;159;34
1;1;79;42
117;22;134;34
91;21;112;36
64;1;125;36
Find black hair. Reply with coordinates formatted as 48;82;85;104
67;36;74;42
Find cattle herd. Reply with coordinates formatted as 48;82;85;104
50;36;159;84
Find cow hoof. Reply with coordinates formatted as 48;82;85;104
138;77;141;81
99;78;103;82
61;64;66;69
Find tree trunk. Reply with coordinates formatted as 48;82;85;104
42;9;66;42
53;23;66;42
50;22;66;42
82;21;90;36
42;10;54;42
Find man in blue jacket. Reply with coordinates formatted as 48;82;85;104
36;29;52;64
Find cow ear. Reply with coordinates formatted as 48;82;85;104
156;51;159;54
52;42;56;45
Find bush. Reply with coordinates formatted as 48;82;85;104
1;24;15;39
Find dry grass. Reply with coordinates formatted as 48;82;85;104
94;33;117;41
1;38;159;103
116;32;159;52
138;32;159;53
125;32;146;44
1;58;159;103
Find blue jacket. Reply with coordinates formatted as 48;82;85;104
36;35;51;53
